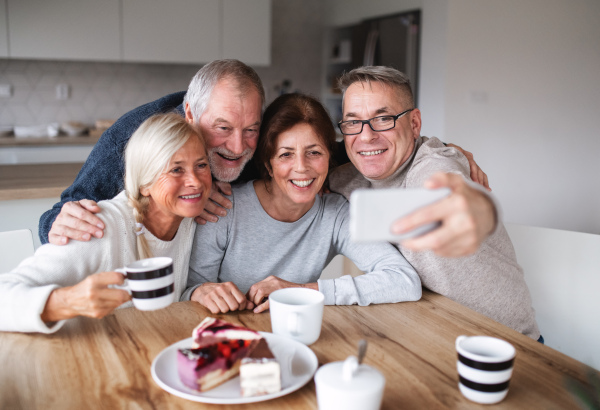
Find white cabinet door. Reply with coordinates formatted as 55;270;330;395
122;0;220;64
7;0;120;60
222;0;271;66
0;0;8;57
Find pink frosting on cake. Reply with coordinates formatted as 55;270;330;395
192;317;261;348
177;317;264;392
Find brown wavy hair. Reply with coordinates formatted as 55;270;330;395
255;93;337;180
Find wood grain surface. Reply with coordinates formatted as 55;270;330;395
0;163;83;200
0;290;592;409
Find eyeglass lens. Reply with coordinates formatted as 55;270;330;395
340;116;395;134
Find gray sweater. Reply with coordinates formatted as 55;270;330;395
329;137;540;339
182;181;421;306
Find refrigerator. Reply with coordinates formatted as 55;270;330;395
352;11;420;103
324;10;421;131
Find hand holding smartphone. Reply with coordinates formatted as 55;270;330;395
349;188;451;243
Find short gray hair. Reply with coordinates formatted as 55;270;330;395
183;59;265;122
338;66;415;108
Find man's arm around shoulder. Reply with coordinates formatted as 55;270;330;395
39;134;124;244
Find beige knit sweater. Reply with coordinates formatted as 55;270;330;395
329;137;540;339
0;191;195;334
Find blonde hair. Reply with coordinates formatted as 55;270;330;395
124;112;205;259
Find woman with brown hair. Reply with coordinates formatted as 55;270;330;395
183;93;421;314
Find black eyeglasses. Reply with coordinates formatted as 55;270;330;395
337;109;414;136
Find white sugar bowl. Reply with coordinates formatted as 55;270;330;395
314;355;385;410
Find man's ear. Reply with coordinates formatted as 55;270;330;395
184;103;194;124
410;108;422;138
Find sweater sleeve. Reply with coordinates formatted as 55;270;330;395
317;201;422;306
407;138;502;235
38;91;187;244
0;238;111;333
181;203;232;301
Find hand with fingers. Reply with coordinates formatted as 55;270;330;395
40;271;131;323
190;281;254;314
446;143;490;191
48;199;105;245
195;181;233;225
247;276;319;313
392;172;497;257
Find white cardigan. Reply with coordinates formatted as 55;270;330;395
0;191;195;334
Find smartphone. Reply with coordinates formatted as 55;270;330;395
349;187;451;242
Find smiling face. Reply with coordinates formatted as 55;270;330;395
142;136;212;226
186;78;262;182
268;123;330;209
342;81;422;180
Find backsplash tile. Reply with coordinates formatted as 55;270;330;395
0;60;200;127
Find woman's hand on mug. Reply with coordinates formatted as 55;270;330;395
190;282;254;314
40;271;131;323
247;276;318;314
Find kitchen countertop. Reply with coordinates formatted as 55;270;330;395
0;134;101;147
0;163;83;200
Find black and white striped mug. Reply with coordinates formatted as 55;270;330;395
115;257;175;311
456;335;516;404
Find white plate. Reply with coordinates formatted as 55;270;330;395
151;331;318;404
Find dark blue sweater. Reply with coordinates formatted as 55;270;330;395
38;92;188;243
38;91;347;244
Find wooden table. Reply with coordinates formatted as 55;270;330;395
0;290;593;409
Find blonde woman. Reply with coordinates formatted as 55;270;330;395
0;113;212;333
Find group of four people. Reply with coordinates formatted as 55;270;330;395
0;59;540;342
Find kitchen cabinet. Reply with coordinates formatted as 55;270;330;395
222;0;271;66
123;0;271;65
4;0;271;65
321;11;421;131
122;0;220;64
7;0;121;61
0;0;7;57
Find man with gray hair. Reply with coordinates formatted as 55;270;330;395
328;66;540;340
40;59;263;245
40;60;489;258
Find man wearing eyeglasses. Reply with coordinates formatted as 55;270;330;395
329;66;541;340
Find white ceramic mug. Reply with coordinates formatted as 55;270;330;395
315;356;385;410
456;335;516;404
269;288;324;345
115;257;175;311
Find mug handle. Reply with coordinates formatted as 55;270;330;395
288;312;301;336
109;268;131;294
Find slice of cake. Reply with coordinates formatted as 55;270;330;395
192;317;262;348
177;317;262;392
240;338;282;397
